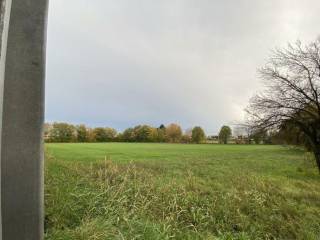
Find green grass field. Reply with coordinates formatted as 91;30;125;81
45;143;320;240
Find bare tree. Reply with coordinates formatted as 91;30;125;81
247;39;320;171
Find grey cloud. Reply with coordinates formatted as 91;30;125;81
45;0;320;134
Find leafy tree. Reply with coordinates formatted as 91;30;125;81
157;125;166;142
185;128;193;137
219;126;232;144
49;122;75;142
271;121;309;146
247;39;320;171
180;128;192;143
133;125;153;142
122;128;135;142
159;124;166;130
76;124;88;142
44;123;52;142
251;129;266;144
165;123;182;143
93;127;108;142
105;128;117;141
87;128;96;142
181;134;191;143
115;132;123;142
191;126;206;143
149;128;159;142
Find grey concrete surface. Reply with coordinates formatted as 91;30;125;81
0;1;12;239
0;0;48;239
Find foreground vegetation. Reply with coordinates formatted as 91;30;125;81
45;143;320;239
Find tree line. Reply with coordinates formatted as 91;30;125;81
44;123;208;144
45;122;290;145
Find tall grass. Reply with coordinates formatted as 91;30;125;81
45;144;320;240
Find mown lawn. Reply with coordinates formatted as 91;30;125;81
45;143;320;240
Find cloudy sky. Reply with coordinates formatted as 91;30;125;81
45;0;320;134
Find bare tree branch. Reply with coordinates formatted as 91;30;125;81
246;39;320;172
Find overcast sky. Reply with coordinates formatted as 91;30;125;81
45;0;320;134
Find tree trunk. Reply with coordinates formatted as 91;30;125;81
303;131;320;173
314;148;320;173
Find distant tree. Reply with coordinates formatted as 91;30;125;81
159;124;166;130
149;128;159;142
105;127;117;141
44;123;52;142
87;128;96;142
246;39;320;171
185;128;193;137
180;128;192;143
250;129;267;144
115;132;123;142
122;128;135;142
93;127;108;142
181;134;192;143
272;121;308;146
157;125;166;142
49;122;75;142
165;123;182;143
76;124;88;142
219;125;232;144
191;126;206;143
133;125;153;142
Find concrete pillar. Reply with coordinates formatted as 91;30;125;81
0;0;48;239
0;0;12;238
